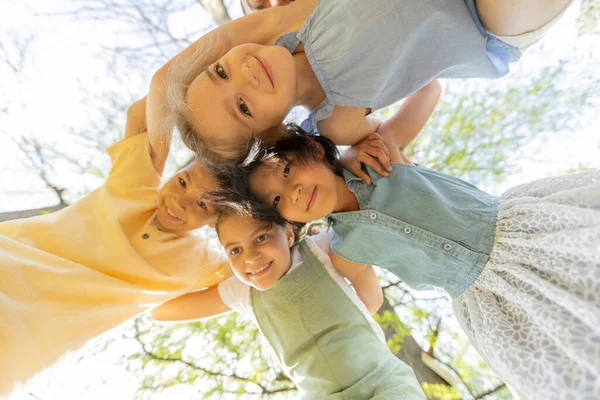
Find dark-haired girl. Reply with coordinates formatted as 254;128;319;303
240;83;600;399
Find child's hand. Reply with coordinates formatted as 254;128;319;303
339;133;393;185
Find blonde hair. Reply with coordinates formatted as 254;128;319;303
163;32;257;166
164;32;290;166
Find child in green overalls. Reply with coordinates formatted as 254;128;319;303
152;206;426;399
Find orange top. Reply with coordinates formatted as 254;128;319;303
0;133;230;394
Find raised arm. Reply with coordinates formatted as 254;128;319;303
376;80;442;163
151;286;231;322
330;252;383;315
321;80;441;167
124;96;147;139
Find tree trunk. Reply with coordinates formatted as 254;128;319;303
0;203;67;222
198;0;231;26
378;296;451;388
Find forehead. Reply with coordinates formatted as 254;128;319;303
186;163;217;183
249;162;282;192
166;163;219;194
219;214;270;240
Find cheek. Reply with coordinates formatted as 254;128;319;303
230;260;250;282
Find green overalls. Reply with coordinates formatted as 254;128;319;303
251;241;425;399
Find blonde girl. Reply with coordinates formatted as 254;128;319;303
151;0;574;166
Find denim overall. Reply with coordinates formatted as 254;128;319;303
250;241;426;399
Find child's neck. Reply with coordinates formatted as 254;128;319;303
293;52;325;111
152;214;189;237
332;174;360;213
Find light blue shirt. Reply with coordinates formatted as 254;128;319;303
275;0;521;132
328;165;499;298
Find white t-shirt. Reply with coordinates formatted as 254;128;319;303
218;231;385;343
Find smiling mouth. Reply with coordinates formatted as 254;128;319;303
255;57;274;88
307;187;317;211
165;206;182;222
247;261;273;277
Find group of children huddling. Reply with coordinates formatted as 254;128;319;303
2;0;599;399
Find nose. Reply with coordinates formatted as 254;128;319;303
270;0;292;6
286;183;302;205
244;248;262;265
239;61;259;89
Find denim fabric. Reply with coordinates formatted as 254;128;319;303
274;0;521;132
328;165;499;298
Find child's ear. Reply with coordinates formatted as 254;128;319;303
285;223;295;247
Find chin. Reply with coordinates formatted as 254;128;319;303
252;279;277;291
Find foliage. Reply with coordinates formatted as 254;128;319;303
2;1;599;399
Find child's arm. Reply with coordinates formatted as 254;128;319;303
329;252;383;314
339;133;392;185
150;286;231;322
320;80;442;160
376;80;442;163
124;97;147;139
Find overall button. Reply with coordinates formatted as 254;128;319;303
404;227;412;234
369;212;377;220
443;243;452;251
142;233;150;239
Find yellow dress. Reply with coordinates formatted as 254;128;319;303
0;133;230;395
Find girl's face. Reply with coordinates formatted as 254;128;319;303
156;163;221;232
218;214;294;291
248;153;339;223
186;44;297;147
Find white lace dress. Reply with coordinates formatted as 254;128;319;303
453;170;600;400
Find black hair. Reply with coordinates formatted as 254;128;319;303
209;123;340;236
212;192;304;245
239;122;343;176
212;186;288;231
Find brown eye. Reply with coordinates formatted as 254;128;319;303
214;63;228;79
283;164;290;178
179;178;187;189
273;195;281;208
239;99;251;116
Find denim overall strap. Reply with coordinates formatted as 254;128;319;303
250;241;425;399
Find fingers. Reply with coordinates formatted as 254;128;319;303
346;161;372;185
366;147;392;172
364;134;392;171
360;153;389;178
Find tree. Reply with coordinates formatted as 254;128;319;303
3;1;599;399
78;59;597;399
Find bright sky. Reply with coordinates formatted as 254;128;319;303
0;0;599;399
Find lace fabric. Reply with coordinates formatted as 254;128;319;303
453;170;600;399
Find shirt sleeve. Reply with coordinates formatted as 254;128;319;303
190;244;233;291
105;133;161;192
217;276;253;318
310;229;334;254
